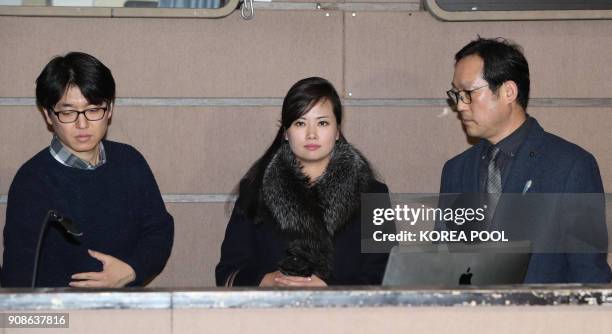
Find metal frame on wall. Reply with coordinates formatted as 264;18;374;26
425;0;612;21
0;0;238;18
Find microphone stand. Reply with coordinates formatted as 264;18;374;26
31;210;82;288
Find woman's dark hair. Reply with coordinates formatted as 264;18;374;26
36;52;116;113
234;77;344;218
455;37;530;110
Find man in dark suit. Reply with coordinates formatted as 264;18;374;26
440;37;611;283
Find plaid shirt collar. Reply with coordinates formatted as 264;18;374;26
49;135;107;170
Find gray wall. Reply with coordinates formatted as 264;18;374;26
1;9;611;287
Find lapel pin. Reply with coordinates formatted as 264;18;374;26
522;180;532;195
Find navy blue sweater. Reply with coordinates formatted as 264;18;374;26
2;141;174;287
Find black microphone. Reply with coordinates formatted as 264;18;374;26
31;210;83;288
49;210;83;237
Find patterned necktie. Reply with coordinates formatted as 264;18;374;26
486;146;502;194
485;146;502;228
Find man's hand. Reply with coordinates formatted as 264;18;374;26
69;249;136;288
259;271;327;287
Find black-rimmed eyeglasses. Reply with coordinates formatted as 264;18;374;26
51;107;108;123
446;84;489;105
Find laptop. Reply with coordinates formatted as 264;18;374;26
382;241;532;287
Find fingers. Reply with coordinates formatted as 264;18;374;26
274;275;316;287
274;274;328;287
71;272;105;281
71;252;135;288
260;271;328;288
309;275;328;287
69;271;107;288
88;249;110;265
69;280;107;288
278;275;312;282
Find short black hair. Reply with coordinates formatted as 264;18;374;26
36;52;116;112
455;37;530;110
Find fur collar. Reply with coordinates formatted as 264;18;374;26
260;139;374;278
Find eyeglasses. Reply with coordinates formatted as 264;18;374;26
446;84;489;105
51;107;108;123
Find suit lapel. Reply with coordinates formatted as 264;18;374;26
464;141;485;192
503;119;547;193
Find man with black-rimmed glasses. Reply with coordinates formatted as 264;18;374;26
440;38;610;283
2;52;174;287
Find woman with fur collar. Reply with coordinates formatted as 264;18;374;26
216;77;392;287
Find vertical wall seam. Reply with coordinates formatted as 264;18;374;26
342;8;347;98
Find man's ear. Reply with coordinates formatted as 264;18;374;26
107;103;113;120
43;109;54;126
502;80;519;105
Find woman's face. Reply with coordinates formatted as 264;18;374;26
285;99;340;170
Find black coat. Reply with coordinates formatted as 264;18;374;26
216;140;392;286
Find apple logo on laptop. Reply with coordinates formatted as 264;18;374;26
459;267;472;285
